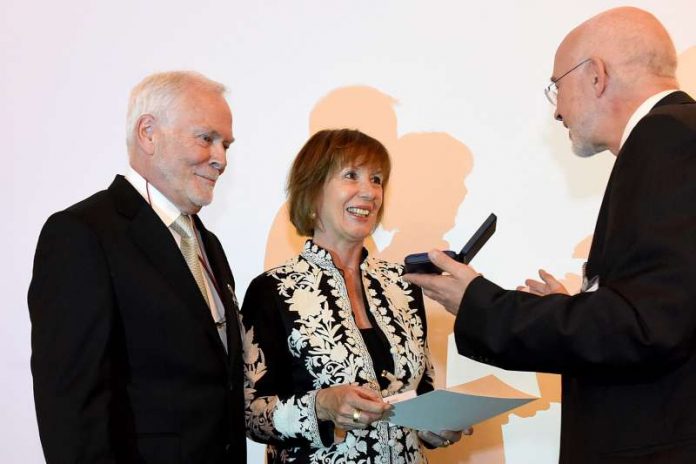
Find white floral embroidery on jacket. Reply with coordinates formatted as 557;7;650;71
241;241;435;463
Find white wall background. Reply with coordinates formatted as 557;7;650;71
2;1;695;462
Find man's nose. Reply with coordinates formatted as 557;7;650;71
211;143;227;173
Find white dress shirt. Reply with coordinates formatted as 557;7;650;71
125;167;228;350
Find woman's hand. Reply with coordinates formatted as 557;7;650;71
315;385;391;430
417;428;473;448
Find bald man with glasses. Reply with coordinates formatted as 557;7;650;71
407;7;696;463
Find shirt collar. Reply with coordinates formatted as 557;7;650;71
125;166;182;227
619;89;678;150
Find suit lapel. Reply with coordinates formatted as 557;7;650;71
586;91;695;278
194;216;242;365
109;176;230;369
652;90;695;108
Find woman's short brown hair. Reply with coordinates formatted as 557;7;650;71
287;129;391;237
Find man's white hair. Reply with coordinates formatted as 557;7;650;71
126;71;226;148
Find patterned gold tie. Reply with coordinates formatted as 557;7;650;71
170;215;210;308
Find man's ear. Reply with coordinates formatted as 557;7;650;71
135;114;157;155
589;57;608;98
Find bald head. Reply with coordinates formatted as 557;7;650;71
558;7;677;88
551;8;679;156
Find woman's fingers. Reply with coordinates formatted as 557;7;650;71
418;430;452;448
437;429;463;443
317;385;390;429
418;428;471;447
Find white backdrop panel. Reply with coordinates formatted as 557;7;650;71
2;1;695;462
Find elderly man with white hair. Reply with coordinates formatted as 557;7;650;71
407;7;696;463
29;71;246;463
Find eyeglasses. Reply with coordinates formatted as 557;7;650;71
544;58;591;105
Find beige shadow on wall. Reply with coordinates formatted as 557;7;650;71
378;133;472;458
263;86;399;270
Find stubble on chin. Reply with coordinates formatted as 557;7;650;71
569;122;606;158
572;141;597;157
571;138;606;158
187;187;215;213
195;192;214;209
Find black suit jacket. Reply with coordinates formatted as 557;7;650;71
454;91;696;463
28;175;246;463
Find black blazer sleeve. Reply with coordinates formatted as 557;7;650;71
28;211;121;463
454;107;696;376
240;273;331;448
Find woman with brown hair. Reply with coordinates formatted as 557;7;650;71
240;129;462;463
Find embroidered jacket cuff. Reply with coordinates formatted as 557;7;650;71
273;389;328;448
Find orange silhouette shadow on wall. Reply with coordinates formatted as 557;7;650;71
264;87;399;270
377;132;472;430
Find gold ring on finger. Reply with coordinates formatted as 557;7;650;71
352;409;362;422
